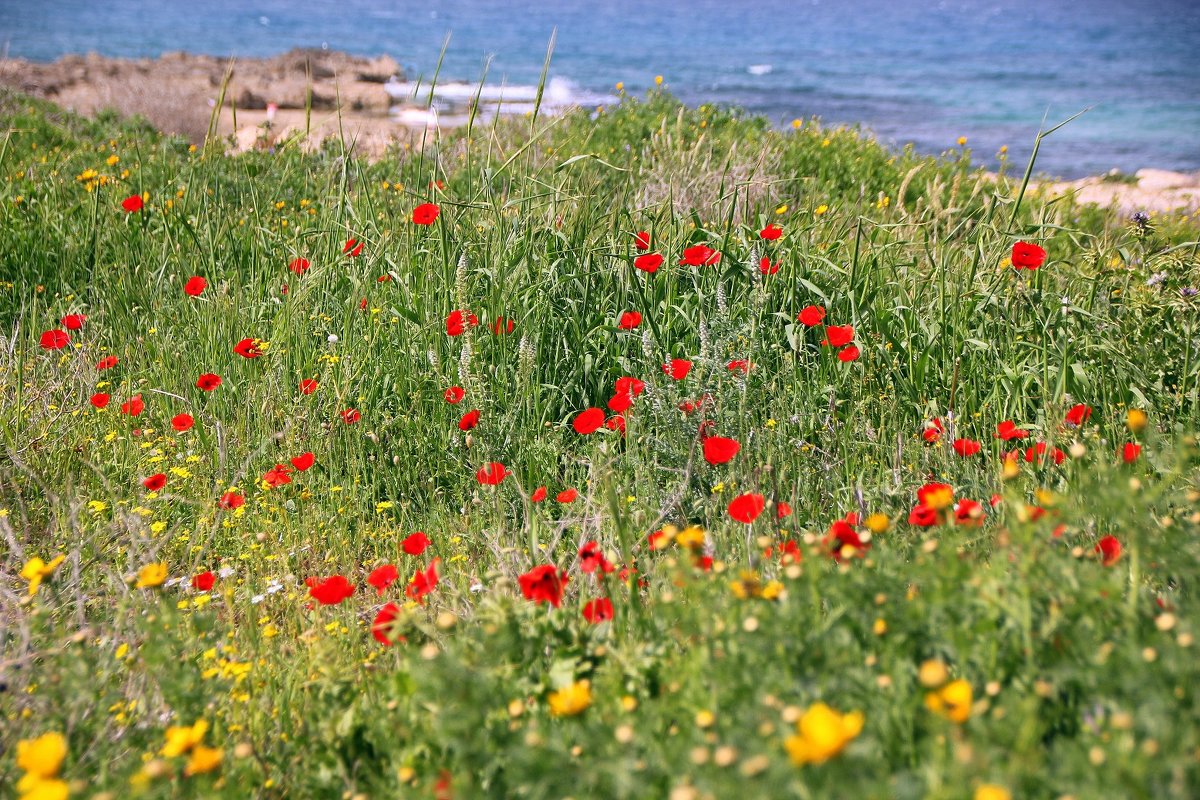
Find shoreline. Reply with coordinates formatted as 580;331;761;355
2;49;1198;216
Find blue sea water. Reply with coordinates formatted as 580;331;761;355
1;0;1198;177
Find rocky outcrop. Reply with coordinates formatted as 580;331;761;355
0;49;401;141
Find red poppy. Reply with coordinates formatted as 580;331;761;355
556;488;578;503
531;486;548;503
476;462;508;485
342;408;361;425
606;414;627;434
367;564;400;595
908;504;938;527
402;531;431;555
917;482;954;508
406;558;440;602
191;571;216;591
307;575;355;605
120;394;145;416
96;356;118;370
233;338;263;358
196;373;222;391
922;418;944;443
1121;442;1142;463
634;231;651;251
607;391;633;413
995;420;1028;441
492;317;516;335
262;464;292;488
703;436;741;465
759;223;783;240
634;253;664;273
663;359;692;380
953;499;985;526
458;409;481;430
218;491;245;510
372;602;403;645
953;438;982;457
412;203;440;225
797;306;826;327
142;473;167;492
90;392;110;409
573;407;605;435
288;257;311;274
445;310;478;337
776;501;793;519
1011;241;1047;270
121;194;144;213
1065;403;1092;427
583;597;614;623
300;379;319;395
184;276;207;297
579;541;614;574
618;311;642;330
1095;535;1122;566
823;325;854;347
444;386;465;404
759;257;780;275
343;238;364;257
290;452;314;471
61;314;86;330
171;413;194;432
825;518;869;560
728;492;766;523
837;345;860;362
1024;442;1066;465
39;329;70;350
518;564;567;607
680;244;721;266
614;377;645;397
727;359;751;375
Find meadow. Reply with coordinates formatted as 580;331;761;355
2;85;1199;799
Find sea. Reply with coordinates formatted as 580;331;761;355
1;0;1198;178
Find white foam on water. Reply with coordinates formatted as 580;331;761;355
748;64;773;75
388;76;614;125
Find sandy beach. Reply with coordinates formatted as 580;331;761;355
2;49;1198;215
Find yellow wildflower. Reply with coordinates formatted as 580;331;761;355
1126;408;1148;434
864;513;890;535
161;720;209;757
975;786;1012;800
548;680;592;717
675;524;706;550
917;660;949;688
19;778;69;800
17;732;67;779
925;679;973;723
184;745;223;776
784;703;864;765
20;555;66;596
135;563;168;588
814;204;829;215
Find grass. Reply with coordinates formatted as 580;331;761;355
2;85;1200;799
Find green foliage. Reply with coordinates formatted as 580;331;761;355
1;88;1199;799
